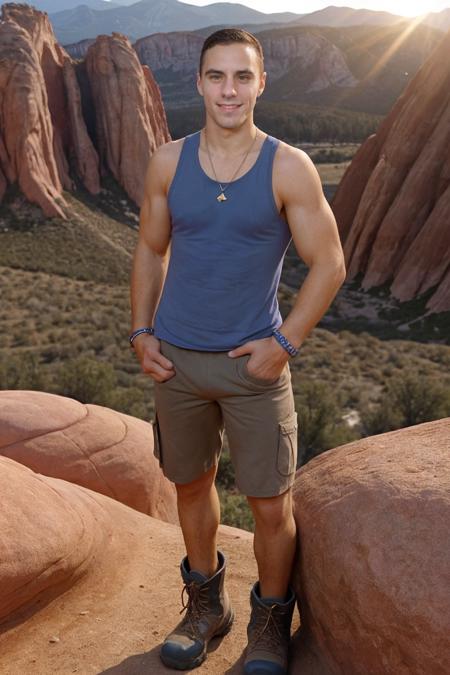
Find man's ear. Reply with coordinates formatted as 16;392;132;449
196;72;203;97
258;70;267;97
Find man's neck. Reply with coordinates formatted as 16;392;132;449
201;122;260;157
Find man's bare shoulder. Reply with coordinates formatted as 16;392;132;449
153;137;185;162
145;137;187;192
274;139;315;176
273;138;324;205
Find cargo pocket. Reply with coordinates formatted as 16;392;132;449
277;411;298;476
152;415;163;467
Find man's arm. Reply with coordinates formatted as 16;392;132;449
129;142;176;381
277;145;346;350
228;144;346;378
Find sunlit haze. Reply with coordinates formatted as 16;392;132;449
176;0;448;18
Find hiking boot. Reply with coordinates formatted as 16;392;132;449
244;581;296;675
159;549;234;670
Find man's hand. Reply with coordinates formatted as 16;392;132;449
132;334;175;383
228;337;289;380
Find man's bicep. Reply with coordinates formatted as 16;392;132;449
283;152;343;267
139;153;172;256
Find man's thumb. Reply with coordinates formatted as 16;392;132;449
228;345;246;358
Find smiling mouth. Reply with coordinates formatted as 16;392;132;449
217;104;242;111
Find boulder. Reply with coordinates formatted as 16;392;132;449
291;418;450;674
0;456;271;674
0;390;177;523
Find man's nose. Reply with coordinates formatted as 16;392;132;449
222;77;237;97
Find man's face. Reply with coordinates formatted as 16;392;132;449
196;43;266;130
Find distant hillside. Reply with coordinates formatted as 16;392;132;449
50;0;299;44
258;22;444;114
121;22;444;116
22;0;119;11
292;5;406;27
166;101;382;145
424;7;450;31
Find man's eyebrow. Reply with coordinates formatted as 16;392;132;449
203;68;255;76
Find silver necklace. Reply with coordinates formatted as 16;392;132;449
203;128;259;202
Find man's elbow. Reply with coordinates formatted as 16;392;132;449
337;257;347;283
335;257;347;289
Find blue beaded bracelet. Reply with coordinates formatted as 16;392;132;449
272;328;299;357
129;326;154;347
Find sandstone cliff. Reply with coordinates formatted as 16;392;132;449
0;4;170;218
132;29;357;106
331;29;450;313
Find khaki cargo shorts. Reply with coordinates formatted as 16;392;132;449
151;339;298;498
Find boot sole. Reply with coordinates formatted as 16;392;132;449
160;610;235;670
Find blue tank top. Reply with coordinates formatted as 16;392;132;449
153;129;292;351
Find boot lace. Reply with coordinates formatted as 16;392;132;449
248;604;287;658
178;581;211;641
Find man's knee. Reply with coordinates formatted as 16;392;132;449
175;463;218;501
247;488;294;530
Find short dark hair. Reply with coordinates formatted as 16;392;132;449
198;28;264;76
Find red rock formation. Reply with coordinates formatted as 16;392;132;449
0;399;448;672
0;455;264;673
332;29;450;313
133;29;357;91
291;417;450;675
0;5;170;217
133;31;203;76
0;15;66;218
85;33;170;206
0;455;112;623
0;390;177;524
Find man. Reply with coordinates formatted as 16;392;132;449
130;27;346;674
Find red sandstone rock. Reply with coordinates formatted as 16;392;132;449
0;390;177;524
0;456;112;623
85;32;171;206
133;30;357;92
0;15;66;218
0;456;270;673
0;399;448;672
0;5;170;216
332;29;450;313
291;418;450;675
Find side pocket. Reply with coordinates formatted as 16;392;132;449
277;411;298;476
152;415;163;467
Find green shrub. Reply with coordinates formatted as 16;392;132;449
218;488;254;532
360;372;450;434
54;356;117;405
0;352;48;391
296;380;359;464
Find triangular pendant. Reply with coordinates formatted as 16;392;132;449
217;192;227;202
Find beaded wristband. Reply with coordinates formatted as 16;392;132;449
129;326;155;347
272;328;299;357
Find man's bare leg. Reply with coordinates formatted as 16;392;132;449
247;488;297;598
176;463;220;577
161;463;233;670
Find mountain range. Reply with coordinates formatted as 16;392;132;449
31;1;450;45
64;21;444;118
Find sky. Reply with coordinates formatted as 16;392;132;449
178;0;449;17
